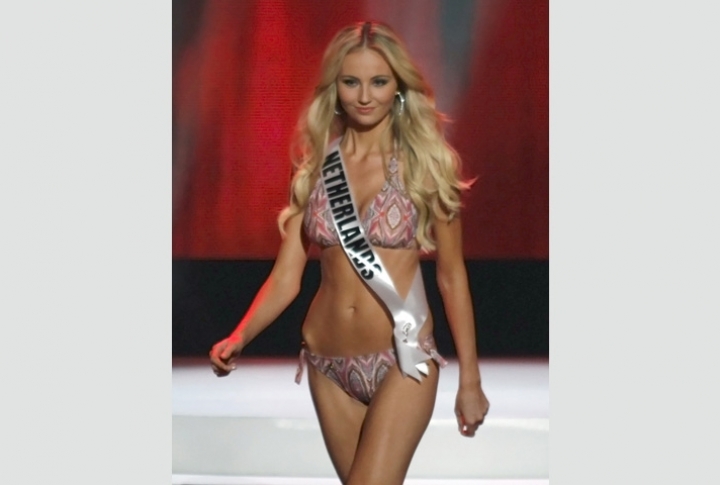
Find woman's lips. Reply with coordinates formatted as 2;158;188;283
355;107;375;114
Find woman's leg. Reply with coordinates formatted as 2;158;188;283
346;361;440;485
306;363;368;483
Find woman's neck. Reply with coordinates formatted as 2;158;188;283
341;118;393;160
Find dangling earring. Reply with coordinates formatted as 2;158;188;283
395;91;405;116
334;105;343;116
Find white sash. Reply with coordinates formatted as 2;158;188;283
320;139;432;381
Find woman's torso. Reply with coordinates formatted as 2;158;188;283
301;152;434;356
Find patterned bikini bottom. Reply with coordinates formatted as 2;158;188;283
295;335;447;405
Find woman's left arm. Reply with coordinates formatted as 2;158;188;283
434;214;490;437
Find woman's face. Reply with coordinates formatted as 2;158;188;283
336;48;399;128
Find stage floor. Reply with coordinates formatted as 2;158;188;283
172;357;548;484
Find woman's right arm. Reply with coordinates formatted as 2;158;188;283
209;211;310;376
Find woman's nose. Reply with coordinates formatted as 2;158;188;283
358;84;371;104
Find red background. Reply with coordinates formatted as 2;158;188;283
172;0;548;259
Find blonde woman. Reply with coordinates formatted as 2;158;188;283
210;21;490;484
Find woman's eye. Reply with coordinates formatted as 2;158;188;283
342;79;358;86
373;79;389;86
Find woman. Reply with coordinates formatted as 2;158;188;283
209;21;490;484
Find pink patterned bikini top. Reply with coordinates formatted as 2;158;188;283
303;156;418;249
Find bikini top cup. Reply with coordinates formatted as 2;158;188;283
303;155;418;250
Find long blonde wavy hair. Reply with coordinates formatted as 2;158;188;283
278;21;472;252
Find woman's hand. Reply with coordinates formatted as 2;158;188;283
454;382;490;437
209;335;244;377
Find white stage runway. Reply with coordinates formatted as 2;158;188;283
172;357;548;484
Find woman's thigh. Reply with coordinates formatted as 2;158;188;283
346;361;440;485
306;364;367;483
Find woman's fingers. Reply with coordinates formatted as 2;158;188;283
220;345;235;362
212;366;230;377
456;411;475;437
209;341;236;376
456;411;464;434
457;414;480;437
455;406;488;437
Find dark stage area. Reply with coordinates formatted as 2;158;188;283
173;259;548;358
